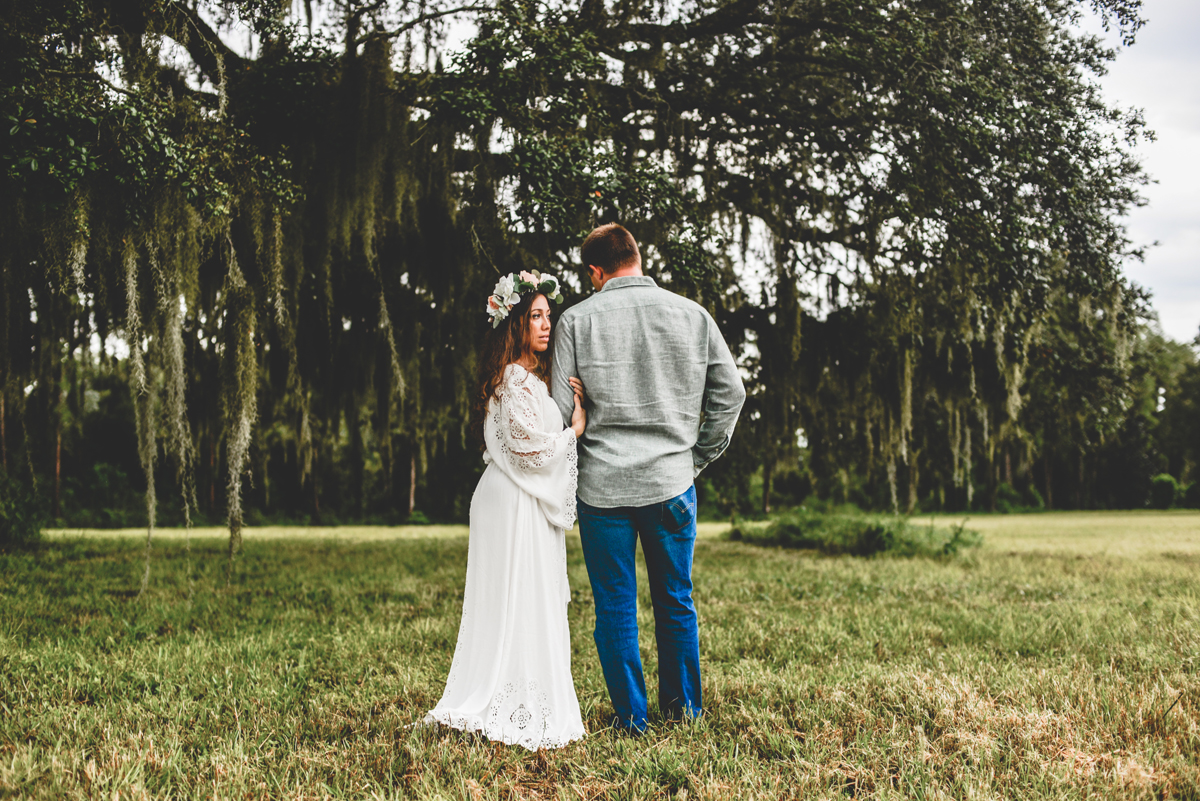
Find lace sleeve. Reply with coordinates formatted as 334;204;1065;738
495;368;575;474
486;365;578;530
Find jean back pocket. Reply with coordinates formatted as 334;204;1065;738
662;489;696;534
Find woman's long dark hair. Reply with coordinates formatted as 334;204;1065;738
471;292;551;450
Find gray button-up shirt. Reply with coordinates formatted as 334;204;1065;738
551;275;746;508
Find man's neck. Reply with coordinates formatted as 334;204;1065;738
596;266;643;290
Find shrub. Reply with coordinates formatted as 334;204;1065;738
0;472;45;548
996;482;1022;513
1184;482;1200;510
1023;485;1046;510
1149;474;1179;510
728;509;981;558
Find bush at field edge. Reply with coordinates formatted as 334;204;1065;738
0;472;44;549
1149;474;1180;510
728;510;981;558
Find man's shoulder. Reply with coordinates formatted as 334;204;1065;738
563;282;709;321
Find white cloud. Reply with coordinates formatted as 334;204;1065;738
1091;0;1200;343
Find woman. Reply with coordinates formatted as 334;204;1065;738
423;270;587;750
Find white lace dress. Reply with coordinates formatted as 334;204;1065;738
423;364;585;750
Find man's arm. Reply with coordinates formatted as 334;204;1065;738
693;313;746;475
550;314;578;429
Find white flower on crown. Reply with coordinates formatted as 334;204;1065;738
487;298;508;329
494;275;520;307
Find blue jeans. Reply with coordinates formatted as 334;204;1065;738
577;486;702;731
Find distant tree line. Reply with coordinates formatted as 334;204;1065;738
3;0;1196;564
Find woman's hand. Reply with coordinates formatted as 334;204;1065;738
570;378;586;438
568;377;586;403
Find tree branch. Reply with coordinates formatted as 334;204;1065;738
160;0;244;84
604;4;862;53
45;69;138;97
356;5;489;46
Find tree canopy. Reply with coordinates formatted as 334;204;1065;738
5;0;1194;574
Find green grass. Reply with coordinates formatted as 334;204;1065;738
3;511;1198;799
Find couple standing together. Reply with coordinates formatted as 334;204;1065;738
424;224;746;749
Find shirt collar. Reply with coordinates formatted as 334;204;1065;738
600;275;657;292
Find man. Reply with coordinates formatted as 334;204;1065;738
551;223;746;732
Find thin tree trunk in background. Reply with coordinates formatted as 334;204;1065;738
408;452;416;516
52;355;62;518
312;450;321;522
379;392;393;512
1;390;7;473
762;459;773;515
1005;450;1013;486
1076;450;1085;510
985;436;998;511
53;425;61;518
208;436;216;512
380;434;392;512
988;458;997;512
906;457;918;514
347;402;364;518
1044;452;1053;510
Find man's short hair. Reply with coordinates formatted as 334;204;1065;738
581;223;640;274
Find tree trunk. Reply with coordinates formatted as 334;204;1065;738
906;457;918;514
1044;452;1053;510
311;449;322;522
52;357;62;518
53;424;62;519
1005;450;1013;486
208;436;216;513
988;457;999;512
762;458;773;515
887;458;898;513
379;389;393;512
408;452;416;516
347;402;364;518
1;389;7;473
1075;449;1085;510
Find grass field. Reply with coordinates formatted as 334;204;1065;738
2;511;1198;799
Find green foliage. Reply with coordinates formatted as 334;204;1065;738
995;482;1023;514
1024;485;1047;511
728;510;981;558
0;472;44;548
993;482;1046;514
3;0;1185;588
1149;473;1180;510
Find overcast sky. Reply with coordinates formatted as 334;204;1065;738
1089;0;1200;343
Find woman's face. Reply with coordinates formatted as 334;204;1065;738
526;294;552;353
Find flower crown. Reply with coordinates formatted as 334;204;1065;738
486;270;564;329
